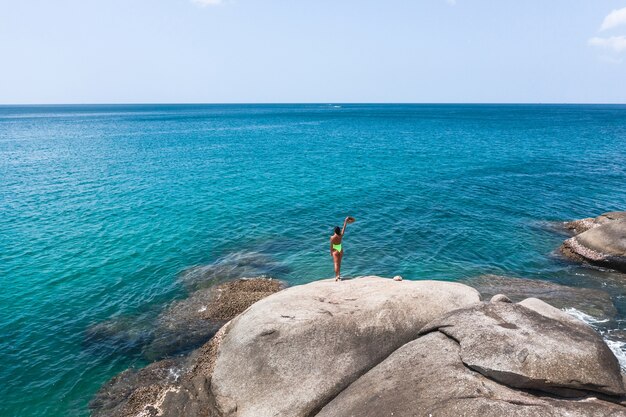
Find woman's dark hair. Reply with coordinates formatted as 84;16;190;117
334;226;341;235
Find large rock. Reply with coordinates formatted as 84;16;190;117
209;276;481;417
564;212;626;234
464;274;617;318
317;332;626;417
561;212;626;273
420;302;625;397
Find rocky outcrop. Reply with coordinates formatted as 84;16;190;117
91;276;626;417
210;277;481;417
560;212;626;273
317;332;626;417
145;278;283;359
564;212;626;234
464;274;617;318
420;301;624;397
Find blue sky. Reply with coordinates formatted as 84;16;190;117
1;0;625;104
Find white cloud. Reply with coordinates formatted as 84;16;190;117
588;36;626;53
600;7;626;31
446;0;457;5
191;0;223;7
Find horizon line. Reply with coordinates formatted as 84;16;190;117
1;101;626;106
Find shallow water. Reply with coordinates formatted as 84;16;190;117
1;104;626;416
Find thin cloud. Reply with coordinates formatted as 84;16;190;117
446;0;457;6
191;0;223;7
600;7;626;31
588;36;626;53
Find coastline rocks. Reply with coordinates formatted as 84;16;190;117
91;276;626;417
90;357;185;417
210;276;481;417
317;331;626;417
464;274;617;319
420;302;625;397
560;212;626;273
89;278;282;417
145;278;283;360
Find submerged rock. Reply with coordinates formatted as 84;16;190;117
178;252;289;291
560;212;626;273
465;274;617;319
85;278;283;362
84;314;154;356
146;278;283;360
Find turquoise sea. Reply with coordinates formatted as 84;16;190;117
1;104;626;416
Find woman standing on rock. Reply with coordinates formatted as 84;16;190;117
331;216;355;281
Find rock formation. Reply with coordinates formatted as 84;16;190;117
91;276;626;417
561;211;626;273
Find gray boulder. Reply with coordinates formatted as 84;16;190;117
420;302;625;397
209;276;481;417
561;212;626;273
317;332;626;417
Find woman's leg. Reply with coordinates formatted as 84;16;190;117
333;251;341;280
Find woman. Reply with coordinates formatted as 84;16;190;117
330;216;355;281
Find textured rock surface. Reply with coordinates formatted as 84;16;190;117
210;276;481;417
561;212;626;273
317;332;626;417
90;358;185;417
420;302;625;397
465;274;617;318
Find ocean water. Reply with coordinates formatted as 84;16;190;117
1;103;626;416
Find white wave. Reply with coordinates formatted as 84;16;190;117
605;340;626;370
562;308;609;324
563;308;626;370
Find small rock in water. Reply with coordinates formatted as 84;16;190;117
490;294;512;303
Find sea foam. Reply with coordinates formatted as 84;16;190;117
564;308;626;370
